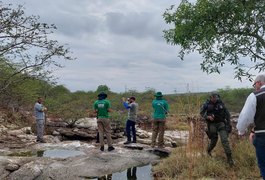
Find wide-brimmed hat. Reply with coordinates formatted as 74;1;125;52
210;92;219;98
154;92;163;97
98;92;107;98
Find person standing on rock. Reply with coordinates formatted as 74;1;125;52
93;92;115;152
122;96;138;144
34;97;47;143
151;92;169;149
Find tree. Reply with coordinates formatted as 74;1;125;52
0;2;74;92
96;85;110;93
163;0;265;81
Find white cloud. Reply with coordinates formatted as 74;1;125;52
6;0;254;94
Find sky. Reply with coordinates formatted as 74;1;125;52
5;0;255;94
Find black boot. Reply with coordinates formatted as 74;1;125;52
226;153;234;167
207;149;212;157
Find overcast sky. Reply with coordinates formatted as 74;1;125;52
6;0;254;94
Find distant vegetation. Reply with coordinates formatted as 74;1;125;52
0;71;253;127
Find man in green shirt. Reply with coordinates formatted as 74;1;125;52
93;92;115;152
151;92;169;148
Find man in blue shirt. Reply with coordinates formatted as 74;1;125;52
122;97;138;144
34;97;47;143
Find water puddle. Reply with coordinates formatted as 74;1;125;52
112;164;152;180
8;149;85;158
86;164;152;180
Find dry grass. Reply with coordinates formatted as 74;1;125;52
166;115;189;131
153;116;260;179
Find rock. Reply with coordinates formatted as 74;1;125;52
8;161;43;180
148;148;171;157
75;118;98;129
21;127;31;134
52;130;60;136
5;163;20;171
137;138;152;145
38;148;159;179
124;144;144;150
0;125;8;134
8;129;23;136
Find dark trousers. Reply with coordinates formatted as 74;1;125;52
208;122;232;155
126;120;136;142
253;133;265;179
127;167;137;180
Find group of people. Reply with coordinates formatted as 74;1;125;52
93;91;169;151
34;73;265;179
200;74;265;178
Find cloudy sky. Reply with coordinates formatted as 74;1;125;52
6;0;254;94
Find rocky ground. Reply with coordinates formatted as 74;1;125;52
0;117;189;180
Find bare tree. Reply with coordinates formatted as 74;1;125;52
0;2;74;92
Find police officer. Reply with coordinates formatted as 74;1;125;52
200;92;234;166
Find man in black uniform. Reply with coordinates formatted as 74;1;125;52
200;93;234;166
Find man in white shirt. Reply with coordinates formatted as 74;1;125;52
237;74;265;179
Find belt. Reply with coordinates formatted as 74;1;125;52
255;130;265;133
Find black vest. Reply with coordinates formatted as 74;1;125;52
206;100;226;123
254;88;265;131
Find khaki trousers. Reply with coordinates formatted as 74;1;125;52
151;120;166;147
97;118;113;147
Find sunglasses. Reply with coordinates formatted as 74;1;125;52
252;81;259;88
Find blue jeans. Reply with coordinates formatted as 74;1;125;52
253;133;265;179
126;120;136;142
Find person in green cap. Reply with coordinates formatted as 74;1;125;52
93;92;115;152
151;92;169;148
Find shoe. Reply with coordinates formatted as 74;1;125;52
207;149;212;157
37;139;46;143
227;154;234;167
108;146;115;151
228;159;234;167
124;141;131;145
100;146;104;151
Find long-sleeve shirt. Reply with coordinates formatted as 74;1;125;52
123;102;138;121
34;102;45;120
236;86;265;135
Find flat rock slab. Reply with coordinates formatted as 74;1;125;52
147;148;171;157
123;143;144;150
0;141;160;180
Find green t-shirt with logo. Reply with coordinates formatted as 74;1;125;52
93;99;110;118
152;99;169;120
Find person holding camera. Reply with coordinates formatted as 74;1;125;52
122;96;138;144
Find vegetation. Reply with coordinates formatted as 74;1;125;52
0;2;74;93
163;0;265;80
153;128;260;179
0;2;260;179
